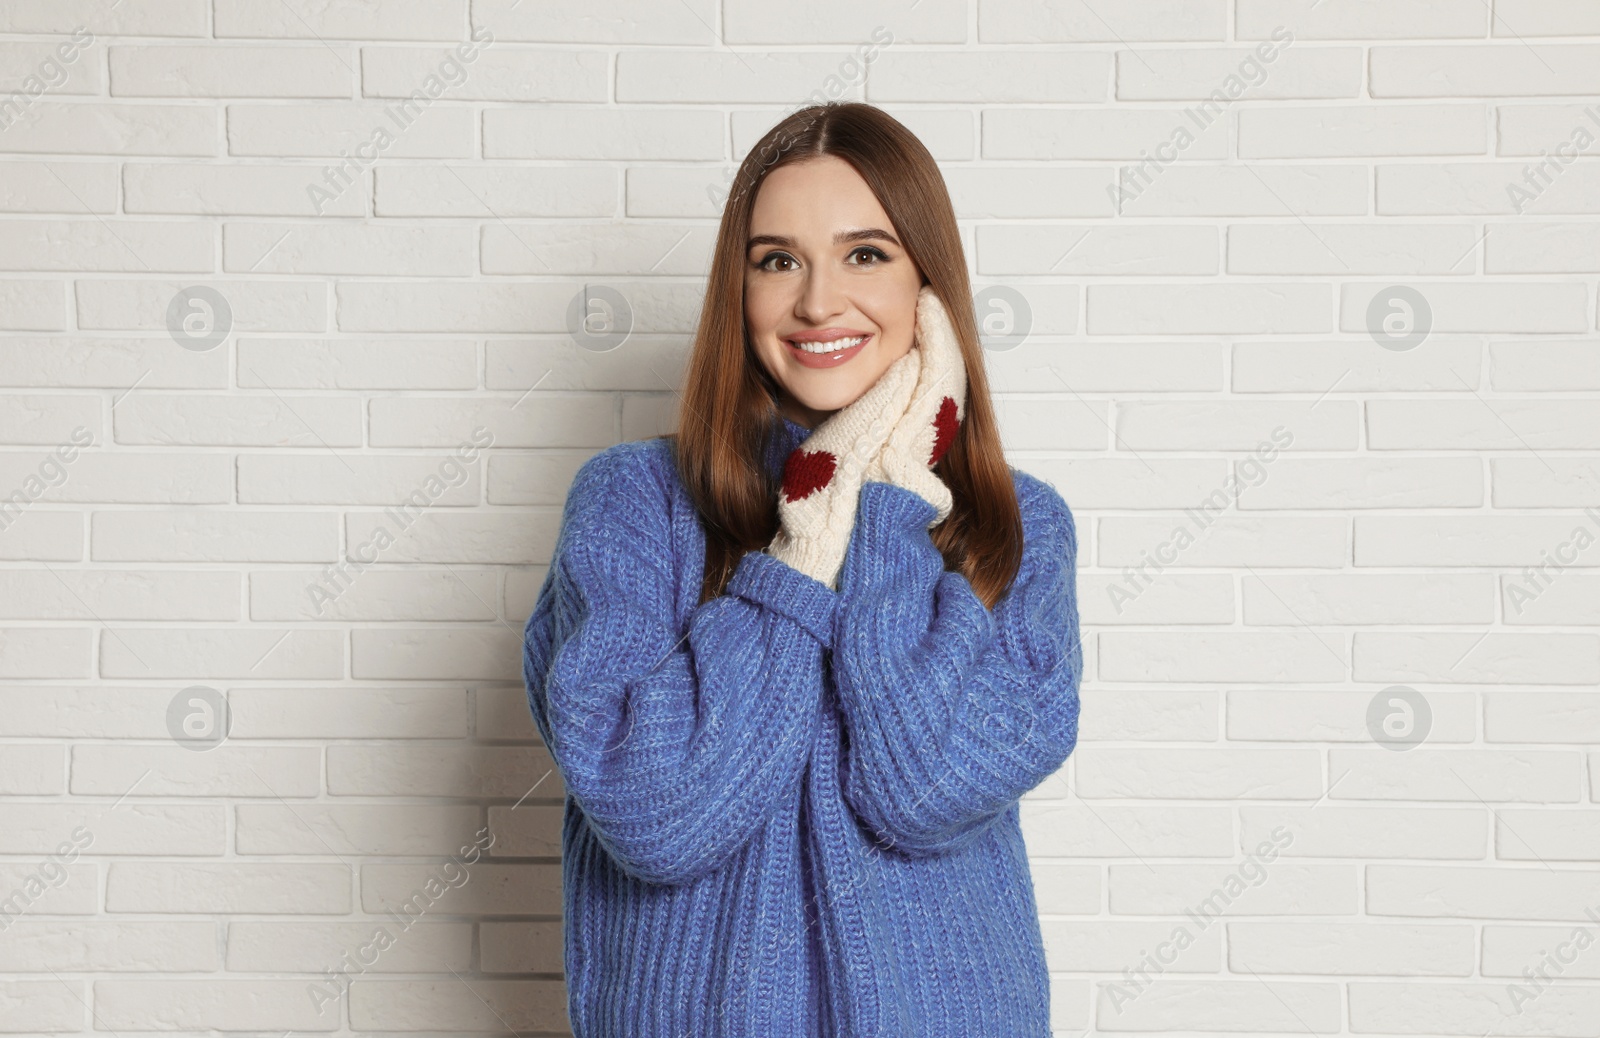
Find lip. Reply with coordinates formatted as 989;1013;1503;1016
783;330;872;369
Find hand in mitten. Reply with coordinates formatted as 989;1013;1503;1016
862;284;968;524
765;344;922;589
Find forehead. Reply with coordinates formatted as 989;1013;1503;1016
748;156;890;237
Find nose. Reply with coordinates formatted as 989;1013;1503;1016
794;267;848;325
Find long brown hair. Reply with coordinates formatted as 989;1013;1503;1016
666;101;1023;609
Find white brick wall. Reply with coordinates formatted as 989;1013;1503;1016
0;1;1596;1034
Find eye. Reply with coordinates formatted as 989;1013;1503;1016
848;246;889;265
755;252;797;272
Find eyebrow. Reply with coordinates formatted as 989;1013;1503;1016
746;227;902;252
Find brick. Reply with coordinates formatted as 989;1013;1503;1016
71;744;320;798
1367;864;1600;918
726;1;961;43
113;393;362;446
872;51;1110;103
345;511;556;565
92;511;337;563
0;41;101;95
480;221;717;276
368;396;612;447
1100;631;1350;682
1484;220;1600;272
616;49;870;104
224;221;475;277
229;687;469;739
0;981;83;1030
1489;340;1600;389
1367;399;1600;448
1502;573;1600;626
1236;458;1485;509
1491;457;1600;507
1353;632;1599;684
1236;0;1487;39
0;569;238;620
979;224;1217;276
991;343;1223;394
1089;284;1331;334
375;165;613;217
1099;516;1348;567
0;336;227;388
1082;748;1326;799
0;803;221;855
1230;922;1472;975
362;46;607;102
985;108;1230;160
109;45;356;98
227;102;472;158
1226;691;1476;742
1355;515;1600;565
126;163;367;216
0;921;217;971
76;278;328;333
483;106;722;160
1379;162;1600;214
359;862;561;915
98;628;344;679
1119;164;1369;216
350;979;569;1031
1239;805;1485;858
1117;47;1361;100
1228;223;1482;275
1243;573;1493;625
984;0;1225;42
349;626;523;680
237;337;477;389
250;568;499;622
235;805;481;856
1232;340;1483;393
1114;401;1354;450
0;102;217;156
0;279;65;330
237;454;480;505
1372;45;1600;97
94;980;340;1031
1110;863;1355;914
215;0;468;40
0;2;206;35
1340;283;1590;335
1332;748;1580;800
1353;981;1600;1033
107;862;350;913
0;392;99;443
475;0;713;43
1240;104;1487;157
226;922;471;973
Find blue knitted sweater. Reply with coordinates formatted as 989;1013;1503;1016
521;414;1082;1038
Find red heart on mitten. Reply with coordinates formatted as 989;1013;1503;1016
781;449;837;502
928;395;960;466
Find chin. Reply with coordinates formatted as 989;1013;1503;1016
785;375;873;415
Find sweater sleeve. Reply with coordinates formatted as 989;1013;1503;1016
829;473;1083;858
522;444;839;887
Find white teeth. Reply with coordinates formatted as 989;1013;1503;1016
789;335;866;355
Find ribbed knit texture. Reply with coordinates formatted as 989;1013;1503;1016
521;414;1083;1038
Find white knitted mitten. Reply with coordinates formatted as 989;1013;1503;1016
862;284;968;524
766;344;922;589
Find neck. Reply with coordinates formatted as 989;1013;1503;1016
777;396;834;431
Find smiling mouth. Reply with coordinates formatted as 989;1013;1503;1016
783;334;871;369
786;334;869;355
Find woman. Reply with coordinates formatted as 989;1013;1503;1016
522;101;1082;1037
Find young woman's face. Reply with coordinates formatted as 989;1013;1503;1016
744;155;923;429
